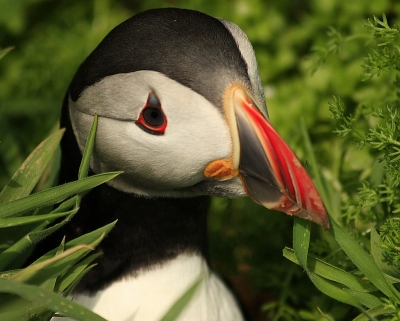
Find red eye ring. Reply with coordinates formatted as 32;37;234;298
136;93;167;135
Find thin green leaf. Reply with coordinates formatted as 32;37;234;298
0;46;13;60
54;253;100;293
330;220;400;301
61;263;97;297
0;209;77;228
14;230;107;287
78;113;97;180
345;289;382;309
0;209;77;270
0;221;49;270
33;220;117;264
44;237;66;292
0;296;43;320
307;272;361;307
293;216;311;268
0;278;107;321
352;304;394;321
0;198;77;263
300;119;327;204
0;172;121;218
160;276;203;321
370;228;400;280
76;113;98;206
10;244;93;284
0;129;64;204
283;248;377;292
0;270;19;279
28;211;76;244
51;195;79;213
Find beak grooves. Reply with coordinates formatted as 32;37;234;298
227;84;330;229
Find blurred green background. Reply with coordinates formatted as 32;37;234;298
1;0;399;320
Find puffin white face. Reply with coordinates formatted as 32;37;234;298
69;70;246;198
66;8;330;229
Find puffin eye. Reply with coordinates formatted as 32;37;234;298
136;93;167;135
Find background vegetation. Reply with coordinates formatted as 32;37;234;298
1;0;400;320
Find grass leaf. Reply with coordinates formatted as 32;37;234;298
10;244;93;284
283;248;377;292
33;220;117;264
54;253;100;294
293;216;311;267
0;46;13;60
330;220;400;302
370;228;400;280
0;129;64;204
160;276;203;321
0;278;107;321
344;289;382;309
352;304;395;321
0;172;121;218
78;114;97;180
0;209;77;228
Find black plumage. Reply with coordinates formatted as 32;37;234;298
69;8;251;109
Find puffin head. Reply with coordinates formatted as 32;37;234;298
64;8;329;229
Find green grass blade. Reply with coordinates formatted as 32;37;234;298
0;209;76;228
306;272;380;319
27;212;76;246
0;46;13;60
300;119;327;203
44;237;66;292
299;118;340;221
61;263;97;297
0;221;49;270
344;289;382;309
54;253;100;293
283;248;377;292
76;114;98;206
307;272;361;307
352;304;394;321
370;228;400;280
51;195;78;213
0;129;64;204
0;209;78;270
33;220;117;264
0;296;43;320
78;113;97;180
293;216;311;268
330;220;400;302
160;276;203;321
0;278;107;321
10;244;93;284
0;172;120;218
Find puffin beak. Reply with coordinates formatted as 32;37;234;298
206;84;330;229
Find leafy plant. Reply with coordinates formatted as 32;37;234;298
3;1;400;320
284;14;400;321
0;114;120;320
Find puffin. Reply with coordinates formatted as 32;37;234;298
40;7;329;321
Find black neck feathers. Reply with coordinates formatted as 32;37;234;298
66;184;210;293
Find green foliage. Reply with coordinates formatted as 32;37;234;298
3;1;400;320
283;12;400;321
0;115;119;320
379;218;400;272
323;14;400;230
159;277;204;321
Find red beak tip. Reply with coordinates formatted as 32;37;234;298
297;209;330;230
271;201;330;230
